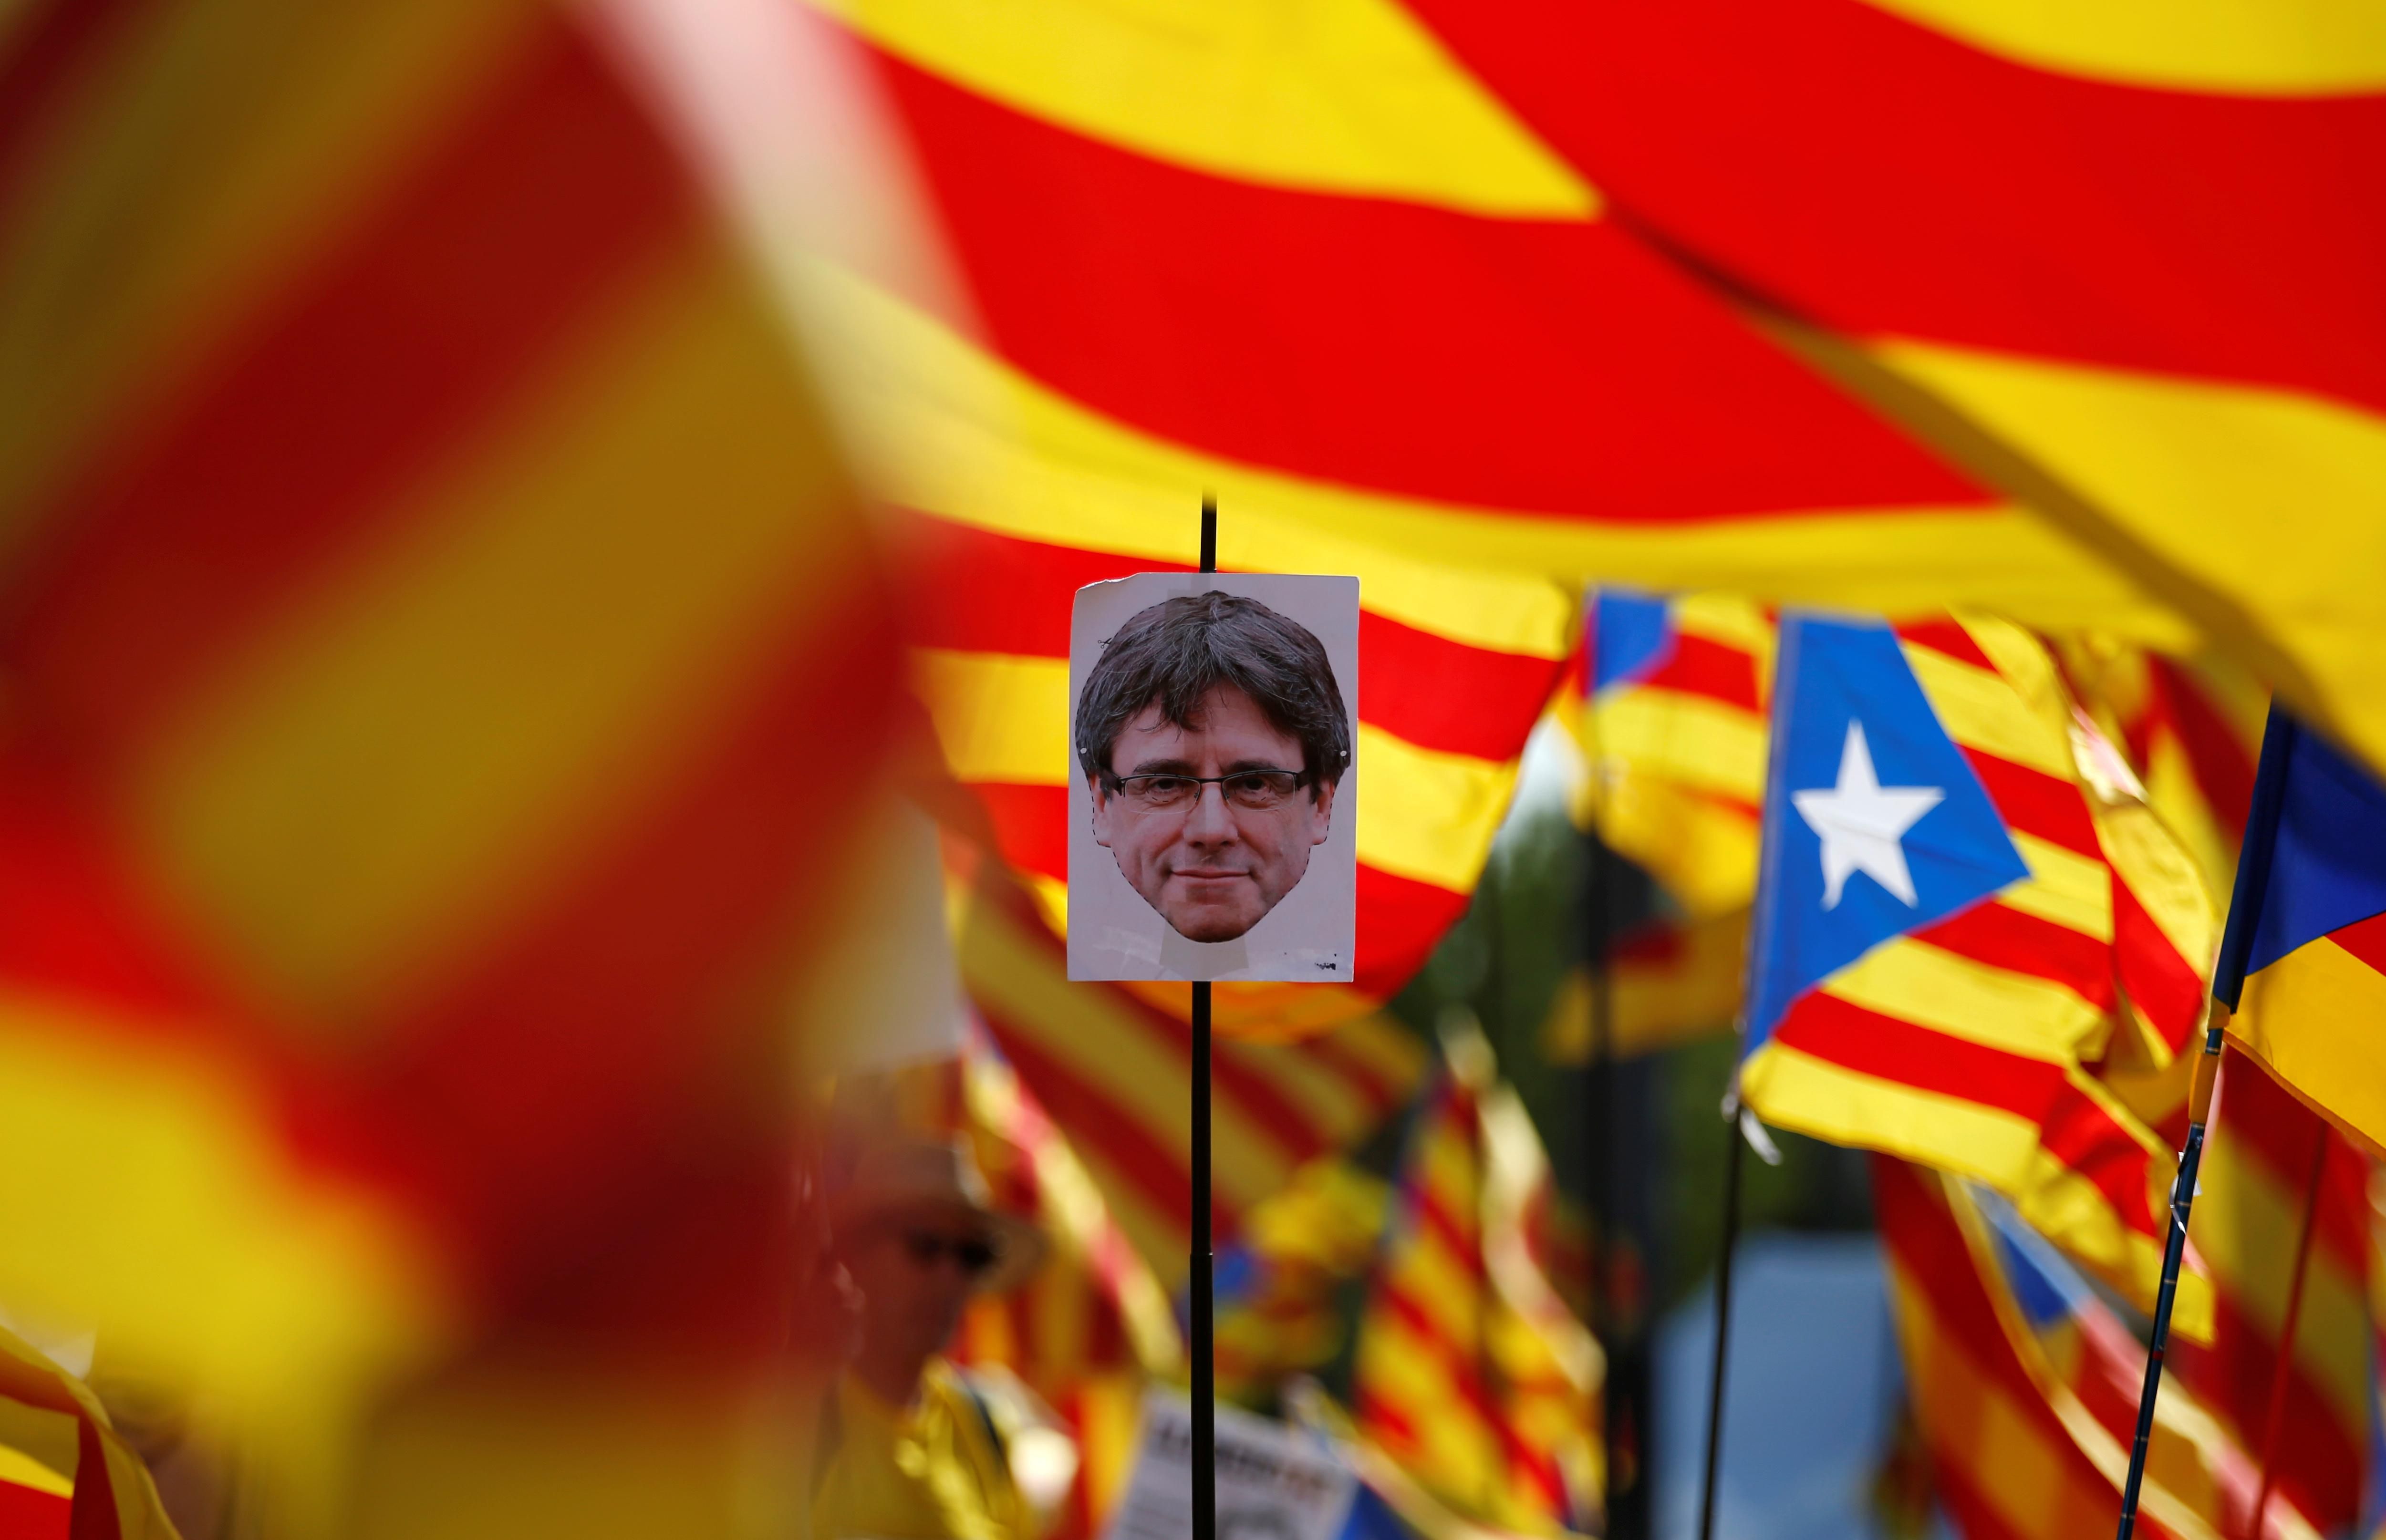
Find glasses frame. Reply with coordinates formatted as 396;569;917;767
1100;767;1313;813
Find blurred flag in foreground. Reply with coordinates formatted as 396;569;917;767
1875;1158;2300;1540
1352;1026;1601;1538
2213;706;2386;1158
1739;613;2214;1328
0;0;921;1525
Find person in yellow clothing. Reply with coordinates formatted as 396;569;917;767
815;1138;1048;1540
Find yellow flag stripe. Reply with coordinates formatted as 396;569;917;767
2002;833;2114;941
802;0;1597;218
913;649;1068;787
1818;937;2103;1063
955;892;1307;1201
2230;937;2386;1160
1353;723;1517;894
1877;335;2386;769
133;245;861;1023
0;0;541;556
1884;1251;2123;1539
0;1445;72;1500
2190;1150;2372;1427
0;1001;451;1410
1907;642;2074;780
1594;687;1767;800
1861;0;2386;95
803;264;2187;649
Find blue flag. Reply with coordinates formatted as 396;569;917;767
2213;704;2386;1005
1743;615;2030;1054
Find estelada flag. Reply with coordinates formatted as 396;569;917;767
2213;706;2386;1159
1739;612;2213;1331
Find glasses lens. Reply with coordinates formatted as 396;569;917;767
1224;771;1298;809
1125;775;1195;808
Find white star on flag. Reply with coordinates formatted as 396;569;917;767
1792;721;1945;909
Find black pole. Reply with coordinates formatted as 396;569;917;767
1697;1109;1744;1540
2115;1020;2227;1540
1585;824;1649;1537
1192;495;1216;1540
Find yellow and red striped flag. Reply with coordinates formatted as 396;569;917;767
1468;0;2386;770
1212;1158;1390;1405
1352;1026;1601;1538
0;4;922;1519
902;509;1573;1033
1558;590;1772;920
947;856;1425;1284
1876;1157;2295;1540
952;1039;1179;1540
2166;1056;2376;1536
1738;613;2218;1330
0;1323;178;1540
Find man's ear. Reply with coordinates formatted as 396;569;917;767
1089;775;1115;848
1307;778;1339;846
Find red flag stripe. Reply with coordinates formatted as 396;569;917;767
1962;750;2104;860
1463;0;2386;413
902;518;1564;763
976;1014;1210;1236
1779;992;2071;1120
6;19;701;765
1913;899;2115;1010
866;40;1996;521
1634;631;1764;711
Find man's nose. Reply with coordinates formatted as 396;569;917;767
1183;782;1239;843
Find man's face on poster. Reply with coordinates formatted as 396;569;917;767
1089;684;1339;944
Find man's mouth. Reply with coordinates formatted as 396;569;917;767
1170;868;1248;882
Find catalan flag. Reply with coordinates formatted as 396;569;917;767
1538;909;1747;1066
2166;1054;2374;1537
0;0;915;1502
2213;706;2386;1159
1561;589;1771;920
1739;612;2216;1328
901;506;1572;1034
0;1324;178;1540
1352;1027;1601;1537
953;1038;1178;1540
1493;0;2386;771
947;857;1424;1283
792;0;2303;1038
1875;1157;2292;1540
1211;1158;1389;1405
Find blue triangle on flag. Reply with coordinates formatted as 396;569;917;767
1743;615;2030;1055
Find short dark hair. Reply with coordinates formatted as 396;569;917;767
1074;592;1351;797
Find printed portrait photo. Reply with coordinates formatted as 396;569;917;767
1066;573;1359;983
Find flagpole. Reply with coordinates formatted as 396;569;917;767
1583;760;1633;1536
1192;495;1217;1540
2114;1014;2228;1540
1696;1104;1744;1540
2249;1121;2328;1539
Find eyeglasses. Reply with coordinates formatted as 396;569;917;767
1107;769;1306;812
902;1230;999;1276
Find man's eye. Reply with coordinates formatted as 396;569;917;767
1142;776;1195;796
